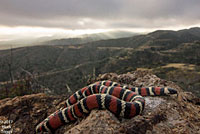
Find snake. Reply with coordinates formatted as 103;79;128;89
35;80;177;133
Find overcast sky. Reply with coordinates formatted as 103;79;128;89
0;0;200;41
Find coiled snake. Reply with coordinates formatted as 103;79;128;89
36;80;177;133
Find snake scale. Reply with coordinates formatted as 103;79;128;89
36;80;177;133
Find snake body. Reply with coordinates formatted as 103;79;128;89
36;80;177;133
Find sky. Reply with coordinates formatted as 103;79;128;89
0;0;200;41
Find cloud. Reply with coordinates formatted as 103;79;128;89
0;0;200;29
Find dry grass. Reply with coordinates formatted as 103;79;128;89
162;63;195;70
136;68;152;71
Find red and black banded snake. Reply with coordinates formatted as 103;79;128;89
36;80;177;133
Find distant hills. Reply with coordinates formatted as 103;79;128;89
41;30;138;46
0;30;137;50
0;27;200;97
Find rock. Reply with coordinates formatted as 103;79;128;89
0;70;200;134
63;110;123;134
178;92;200;105
0;93;65;134
98;73;118;81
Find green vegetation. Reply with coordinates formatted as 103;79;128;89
0;27;200;99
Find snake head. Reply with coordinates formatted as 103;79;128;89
167;88;177;95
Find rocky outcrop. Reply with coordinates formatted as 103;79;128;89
0;93;67;134
0;70;200;134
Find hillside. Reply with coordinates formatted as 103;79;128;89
0;27;200;98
